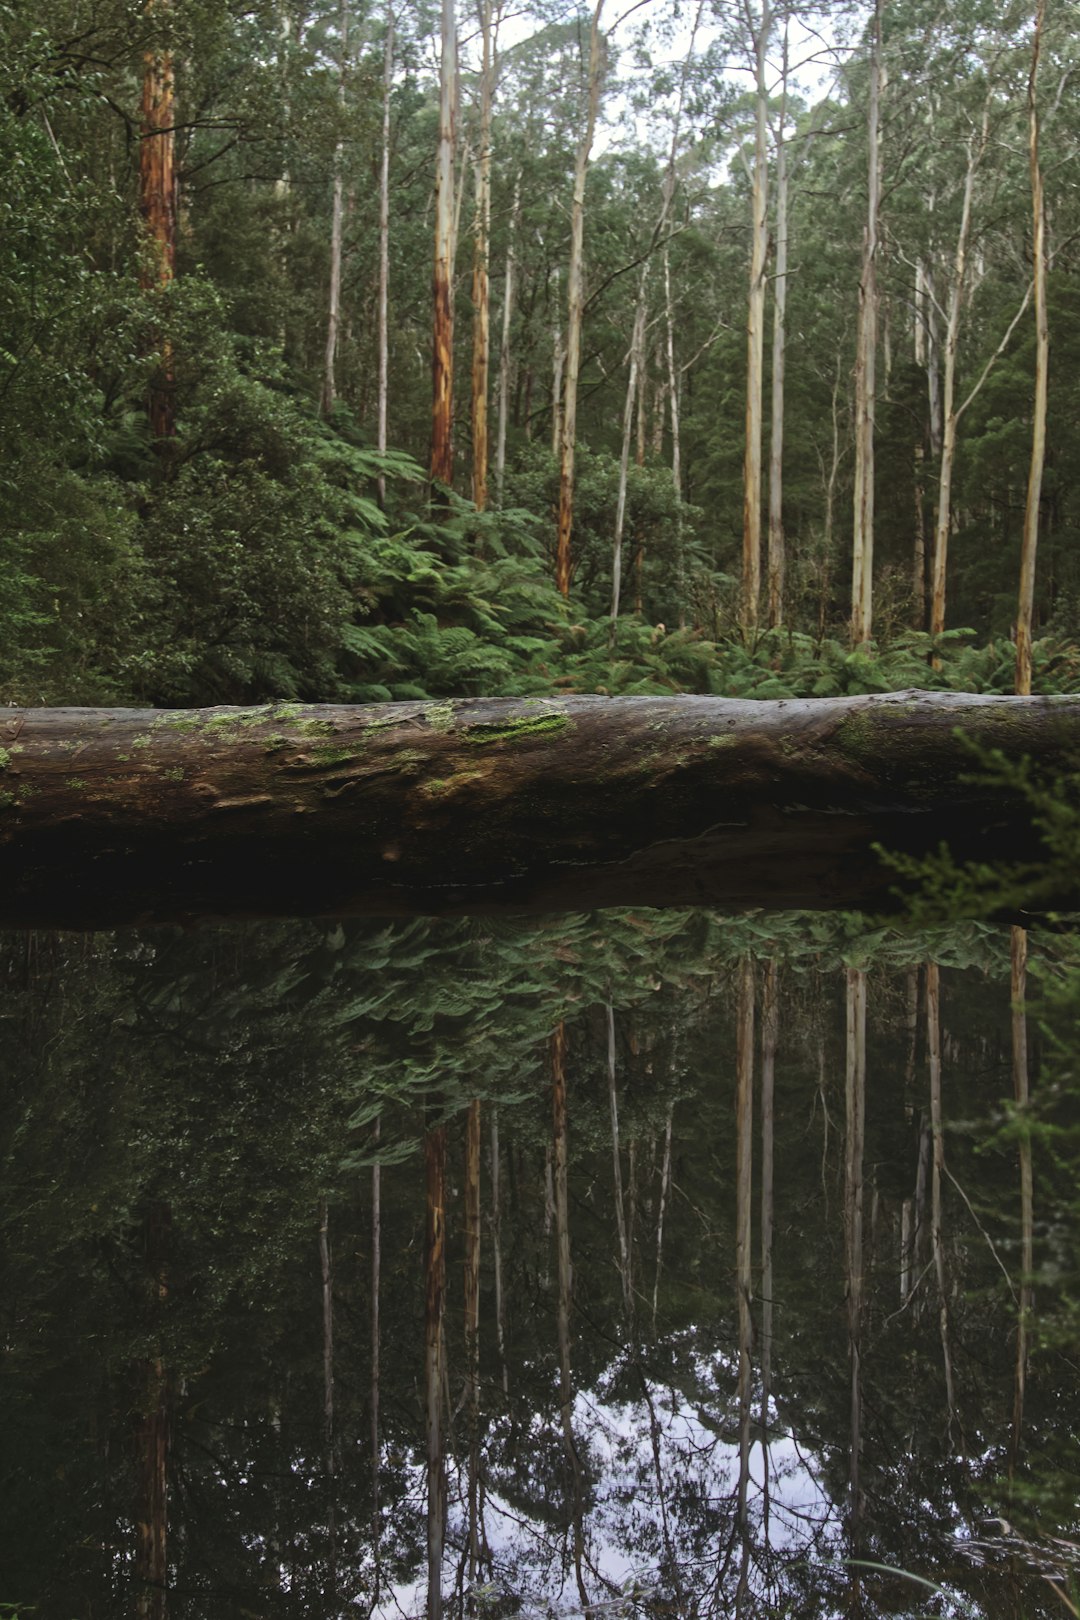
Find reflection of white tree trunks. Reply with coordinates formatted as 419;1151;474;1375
760;959;778;1536
552;1022;589;1608
425;1123;447;1620
735;957;755;1540
463;1097;482;1582
318;1195;337;1594
1010;925;1034;1472
607;1002;633;1319
652;1095;675;1331
489;1110;508;1395
370;1126;382;1604
844;967;866;1530
927;962;957;1426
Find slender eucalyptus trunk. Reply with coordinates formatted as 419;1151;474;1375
552;1022;589;1608
1010;926;1034;1470
494;171;520;507
370;1126;383;1605
550;265;563;459
425;1124;448;1620
555;0;606;597
376;3;394;506
844;968;866;1530
321;0;348;417
652;1096;674;1332
930;113;988;638
431;0;457;488
139;2;176;443
606;1001;633;1318
318;1195;337;1594
470;0;493;512
463;1098;482;1588
134;1203;171;1620
926;962;957;1425
489;1109;508;1394
850;0;882;646
740;0;770;634
1016;0;1049;697
663;246;686;626
611;277;649;635
766;28;790;629
735;957;755;1535
760;959;778;1533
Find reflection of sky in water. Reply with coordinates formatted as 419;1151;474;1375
373;1348;846;1617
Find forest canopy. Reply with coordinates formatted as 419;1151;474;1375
2;0;1076;711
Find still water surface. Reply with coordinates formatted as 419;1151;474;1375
1;911;1077;1617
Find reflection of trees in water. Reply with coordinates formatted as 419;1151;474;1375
0;915;1077;1617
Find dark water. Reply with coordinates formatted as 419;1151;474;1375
1;912;1077;1617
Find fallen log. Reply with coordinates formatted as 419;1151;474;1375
0;690;1076;928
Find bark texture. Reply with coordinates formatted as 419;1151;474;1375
0;692;1077;927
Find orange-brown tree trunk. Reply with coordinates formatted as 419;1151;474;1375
139;6;176;443
470;0;493;512
431;0;457;489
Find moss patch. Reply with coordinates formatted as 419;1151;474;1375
463;713;570;746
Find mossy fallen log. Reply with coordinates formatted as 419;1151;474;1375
0;690;1077;928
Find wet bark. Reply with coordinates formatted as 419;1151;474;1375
2;693;1078;927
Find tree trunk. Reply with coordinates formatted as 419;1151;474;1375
489;1109;508;1394
759;958;777;1532
425;1124;448;1620
321;0;349;418
734;956;754;1534
318;1195;337;1595
470;0;494;512
926;961;957;1425
376;2;394;506
766;26;790;630
370;1127;383;1603
494;170;520;508
431;0;457;488
740;0;770;635
930;112;989;639
1009;924;1033;1470
606;1001;633;1318
1016;0;1049;698
463;1097;482;1584
140;3;176;443
844;967;866;1528
552;1022;589;1609
610;277;648;635
850;0;883;647
134;1203;171;1620
554;0;606;597
2;693;1078;926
